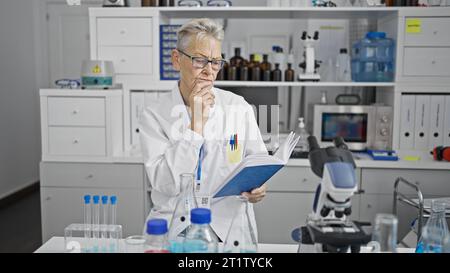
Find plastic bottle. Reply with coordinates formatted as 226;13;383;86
416;199;449;253
145;219;170;253
168;173;198;253
294;117;309;152
336;48;351;82
183;208;219;253
351;32;394;82
223;196;258;253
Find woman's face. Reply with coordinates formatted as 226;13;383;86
172;36;222;92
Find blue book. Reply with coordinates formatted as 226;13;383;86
213;132;299;198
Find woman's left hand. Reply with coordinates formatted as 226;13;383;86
242;183;267;203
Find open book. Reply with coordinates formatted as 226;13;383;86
213;132;300;198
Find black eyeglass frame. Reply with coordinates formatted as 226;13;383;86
177;49;226;70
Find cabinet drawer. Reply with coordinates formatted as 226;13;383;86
98;46;153;74
40;162;144;189
97;18;153;46
266;167;323;192
48;97;105;126
361;169;450;196
403;47;450;77
404;17;450;46
48;127;106;156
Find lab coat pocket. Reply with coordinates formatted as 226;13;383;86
226;143;242;164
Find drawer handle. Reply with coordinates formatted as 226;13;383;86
120;59;126;63
86;174;94;179
433;31;438;35
431;60;436;65
45;196;51;201
301;178;308;183
120;29;126;35
72;109;79;114
73;139;79;144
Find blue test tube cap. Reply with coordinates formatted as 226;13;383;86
83;195;91;204
146;219;168;235
110;196;117;205
93;195;100;204
101;195;108;204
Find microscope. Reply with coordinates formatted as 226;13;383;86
298;31;321;82
294;136;371;253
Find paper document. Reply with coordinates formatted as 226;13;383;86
213;132;300;198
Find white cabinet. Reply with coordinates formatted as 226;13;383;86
403;47;450;77
97;18;153;46
40;89;123;162
403;17;450;46
40;162;146;242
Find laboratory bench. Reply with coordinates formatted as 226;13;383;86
34;237;414;253
38;6;450;247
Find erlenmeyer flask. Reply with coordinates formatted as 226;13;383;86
223;196;258;253
168;173;198;252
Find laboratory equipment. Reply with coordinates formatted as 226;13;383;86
229;47;245;69
296;136;371;253
101;195;108;239
294;117;309;153
416;199;449;253
320;90;328;104
260;54;272;81
298;31;321;82
223;196;258;253
178;0;203;6
207;0;232;6
370;213;398;252
367;149;399;161
336;48;351;82
103;0;129;7
432;146;450;162
184;208;219;253
110;196;117;232
271;64;282;82
80;60;115;89
168;173;198;252
351;32;395;82
284;63;295;82
160;24;181;80
92;195;100;245
64;194;122;253
145;219;170;253
84;195;91;240
55;79;80;89
322;59;336;82
124;235;146;253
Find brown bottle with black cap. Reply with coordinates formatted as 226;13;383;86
271;63;282;82
216;53;227;81
285;63;295;82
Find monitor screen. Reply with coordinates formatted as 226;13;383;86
321;113;368;143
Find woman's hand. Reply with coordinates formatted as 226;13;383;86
188;79;214;135
242;183;267;203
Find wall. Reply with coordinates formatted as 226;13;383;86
0;0;41;199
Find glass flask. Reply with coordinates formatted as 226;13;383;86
223;196;258;253
167;173;198;252
416;199;449;253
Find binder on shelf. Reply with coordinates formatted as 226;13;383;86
428;95;445;151
444;96;450;146
413;95;431;151
399;95;416;150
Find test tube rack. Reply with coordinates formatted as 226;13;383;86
64;223;123;253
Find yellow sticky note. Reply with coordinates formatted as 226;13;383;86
406;18;421;34
403;156;420;161
227;144;242;164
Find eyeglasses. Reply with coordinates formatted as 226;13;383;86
177;49;226;71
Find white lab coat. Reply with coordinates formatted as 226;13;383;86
139;83;267;241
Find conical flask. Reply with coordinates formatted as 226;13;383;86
168;173;198;252
223;196;258;253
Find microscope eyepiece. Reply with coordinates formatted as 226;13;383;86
333;136;348;150
308;136;320;152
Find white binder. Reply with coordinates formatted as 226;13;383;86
428;95;445;150
414;95;431;151
444;96;450;146
399;95;416;150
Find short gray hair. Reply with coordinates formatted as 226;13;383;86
176;18;224;51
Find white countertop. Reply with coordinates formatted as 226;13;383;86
112;149;450;170
35;237;414;253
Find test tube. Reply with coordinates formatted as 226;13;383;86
110;196;117;234
83;195;91;239
92;195;100;240
101;195;108;239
